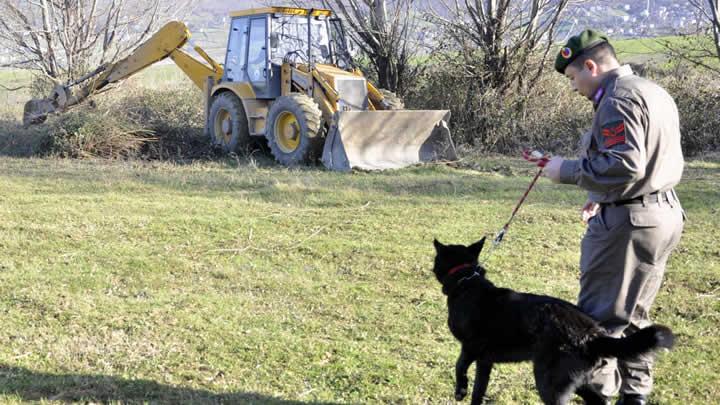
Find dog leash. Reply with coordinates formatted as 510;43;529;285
482;150;550;261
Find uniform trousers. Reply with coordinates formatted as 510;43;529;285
578;191;684;398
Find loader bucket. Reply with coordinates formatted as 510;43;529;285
321;110;456;171
23;99;56;127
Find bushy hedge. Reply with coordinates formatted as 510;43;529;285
106;85;211;160
40;108;152;159
1;61;718;160
404;60;719;157
0;83;213;160
662;72;720;155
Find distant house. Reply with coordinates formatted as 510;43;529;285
0;48;13;65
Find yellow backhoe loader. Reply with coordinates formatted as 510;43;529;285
23;6;456;171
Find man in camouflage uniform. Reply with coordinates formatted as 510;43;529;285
541;30;685;405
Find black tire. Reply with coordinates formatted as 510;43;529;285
208;92;250;153
379;89;405;110
265;94;324;166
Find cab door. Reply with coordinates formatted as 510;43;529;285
224;17;248;83
246;16;269;96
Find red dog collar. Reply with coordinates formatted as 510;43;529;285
447;263;476;276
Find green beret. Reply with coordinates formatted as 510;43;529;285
554;29;610;74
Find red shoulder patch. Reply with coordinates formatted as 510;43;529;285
601;120;626;148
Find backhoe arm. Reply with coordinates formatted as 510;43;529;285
23;21;223;126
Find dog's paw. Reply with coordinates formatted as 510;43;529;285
455;387;467;401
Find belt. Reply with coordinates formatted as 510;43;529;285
606;190;674;206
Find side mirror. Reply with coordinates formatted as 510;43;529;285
320;44;330;59
270;32;279;49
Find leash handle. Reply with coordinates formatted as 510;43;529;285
522;149;551;167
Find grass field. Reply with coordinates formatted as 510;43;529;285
613;35;720;69
0;70;32;119
0;155;718;404
614;36;679;58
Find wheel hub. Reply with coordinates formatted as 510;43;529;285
214;109;233;144
275;111;301;153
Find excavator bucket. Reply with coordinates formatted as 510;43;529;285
321;110;456;171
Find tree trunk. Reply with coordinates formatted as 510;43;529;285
376;54;399;91
39;0;59;77
710;0;720;61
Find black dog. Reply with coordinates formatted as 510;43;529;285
432;237;675;405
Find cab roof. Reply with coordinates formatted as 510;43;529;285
230;7;333;18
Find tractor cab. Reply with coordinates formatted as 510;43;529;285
224;7;353;98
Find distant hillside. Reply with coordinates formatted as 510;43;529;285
563;0;702;38
184;0;706;39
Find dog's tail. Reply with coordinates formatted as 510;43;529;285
588;325;675;359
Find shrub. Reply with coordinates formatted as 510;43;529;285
660;72;720;156
0;81;214;160
0;113;49;156
40;107;153;159
97;85;212;160
404;57;720;157
405;62;592;155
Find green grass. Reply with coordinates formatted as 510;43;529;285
614;34;720;69
615;36;673;55
0;155;718;404
613;36;678;64
0;70;33;119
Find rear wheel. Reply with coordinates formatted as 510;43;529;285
265;94;324;166
209;92;249;153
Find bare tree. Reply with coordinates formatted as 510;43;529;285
273;0;422;94
319;0;422;95
695;0;720;60
429;0;580;93
657;0;720;75
0;0;187;86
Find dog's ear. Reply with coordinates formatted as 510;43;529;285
433;238;445;252
469;237;486;258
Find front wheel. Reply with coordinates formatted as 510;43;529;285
265;94;324;166
208;92;249;153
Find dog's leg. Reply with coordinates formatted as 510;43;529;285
533;358;575;405
536;377;575;405
470;361;492;405
455;346;473;401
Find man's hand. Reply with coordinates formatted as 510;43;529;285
522;149;551;167
543;156;564;183
581;199;600;224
